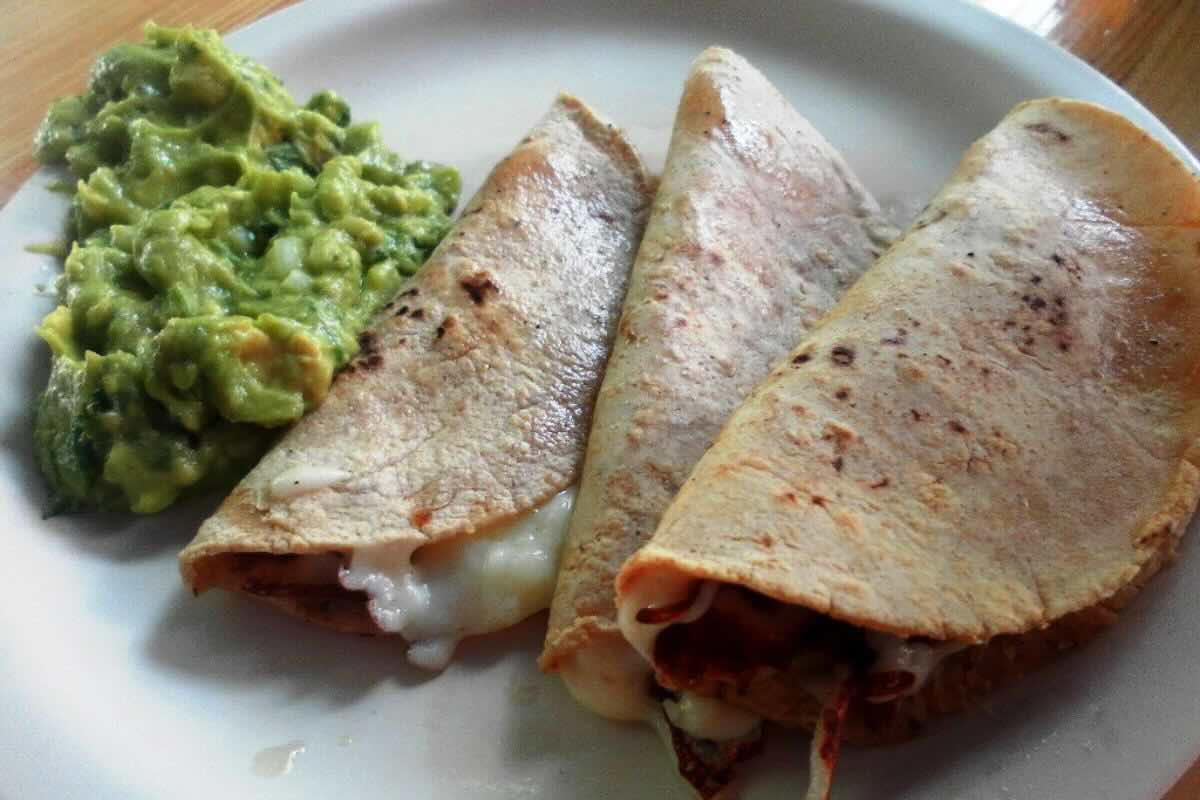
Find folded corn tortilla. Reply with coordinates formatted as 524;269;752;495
179;94;652;670
538;47;894;795
616;97;1200;794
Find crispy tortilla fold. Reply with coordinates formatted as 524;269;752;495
539;47;893;720
616;98;1200;742
179;94;652;634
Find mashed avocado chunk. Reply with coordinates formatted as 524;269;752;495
33;24;459;513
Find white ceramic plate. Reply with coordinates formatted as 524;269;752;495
3;2;1197;798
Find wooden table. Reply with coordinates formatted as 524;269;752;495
1;1;1197;797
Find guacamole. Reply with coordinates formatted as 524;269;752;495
33;24;460;514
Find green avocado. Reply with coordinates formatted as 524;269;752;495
32;24;459;514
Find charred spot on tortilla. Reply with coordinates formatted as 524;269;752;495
821;422;856;452
792;351;813;366
830;345;855;366
461;274;499;304
1051;251;1083;279
1024;121;1072;142
357;331;379;356
1023;294;1048;311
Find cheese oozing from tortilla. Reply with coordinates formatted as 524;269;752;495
663;692;760;742
558;634;761;742
864;631;969;703
613;578;766;741
617;577;718;662
340;487;576;670
559;635;658;722
619;578;971;723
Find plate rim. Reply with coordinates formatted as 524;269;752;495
3;2;1197;798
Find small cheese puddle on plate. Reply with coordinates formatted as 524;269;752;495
339;487;577;670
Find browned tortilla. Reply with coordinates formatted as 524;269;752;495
617;98;1200;734
540;47;894;685
179;94;652;630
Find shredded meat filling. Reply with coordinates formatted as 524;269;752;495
652;586;871;722
198;552;377;633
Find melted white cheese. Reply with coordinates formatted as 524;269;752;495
616;576;718;663
267;466;352;501
558;635;763;742
559;635;657;722
663;692;760;742
340;487;576;670
864;631;968;703
611;578;763;741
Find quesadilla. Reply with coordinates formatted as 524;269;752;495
179;94;652;670
538;47;894;795
616;98;1200;795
